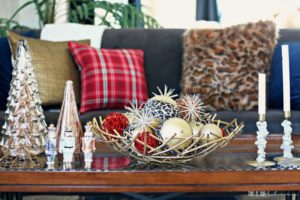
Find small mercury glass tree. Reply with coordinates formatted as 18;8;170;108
0;40;47;168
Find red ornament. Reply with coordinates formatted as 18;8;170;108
101;112;129;139
134;131;158;155
221;128;227;137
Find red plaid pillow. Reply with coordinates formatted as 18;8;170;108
68;42;148;113
92;156;131;170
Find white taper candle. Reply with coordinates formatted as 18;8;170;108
281;45;291;113
258;73;266;116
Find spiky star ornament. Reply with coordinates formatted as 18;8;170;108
125;102;159;155
125;101;160;134
143;86;179;122
176;94;206;122
124;101;144;125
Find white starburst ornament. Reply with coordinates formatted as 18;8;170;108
124;101;144;125
176;94;206;122
125;102;160;131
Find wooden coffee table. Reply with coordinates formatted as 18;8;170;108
1;134;300;196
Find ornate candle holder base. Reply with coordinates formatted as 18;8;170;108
273;156;287;162
277;157;300;168
247;160;275;167
248;119;275;168
275;115;295;165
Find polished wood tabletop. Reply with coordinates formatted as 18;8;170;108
1;134;300;193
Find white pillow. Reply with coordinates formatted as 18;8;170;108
41;23;106;48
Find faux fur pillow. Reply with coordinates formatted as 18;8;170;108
181;20;277;111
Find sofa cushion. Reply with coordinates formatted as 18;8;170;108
68;42;148;113
181;20;277;111
268;42;300;110
214;110;300;134
41;23;106;48
278;29;300;42
79;109;125;125
8;31;90;106
101;29;185;97
0;31;38;110
0;37;13;111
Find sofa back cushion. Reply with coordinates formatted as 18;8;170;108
8;32;90;106
278;29;300;42
101;29;185;97
267;29;300;110
0;37;13;111
0;31;38;110
268;42;300;110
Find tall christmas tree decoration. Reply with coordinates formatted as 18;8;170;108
56;81;83;156
0;40;47;168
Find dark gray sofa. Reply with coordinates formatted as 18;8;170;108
1;28;300;134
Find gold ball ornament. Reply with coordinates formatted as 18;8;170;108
160;118;193;150
200;123;223;143
148;118;161;129
188;122;203;138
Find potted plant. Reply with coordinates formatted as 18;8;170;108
0;0;160;37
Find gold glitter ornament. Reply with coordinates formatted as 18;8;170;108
188;122;203;137
160;118;192;150
200;124;223;143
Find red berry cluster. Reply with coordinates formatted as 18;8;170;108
134;131;158;154
101;112;129;138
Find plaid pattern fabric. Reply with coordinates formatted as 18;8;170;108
68;42;148;113
92;156;131;170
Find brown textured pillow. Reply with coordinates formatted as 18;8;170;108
181;20;277;111
8;31;90;106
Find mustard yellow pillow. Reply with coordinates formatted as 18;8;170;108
8;31;90;106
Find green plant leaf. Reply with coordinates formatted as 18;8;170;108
32;0;45;28
3;0;161;32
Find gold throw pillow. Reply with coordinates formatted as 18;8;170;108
8;31;90;106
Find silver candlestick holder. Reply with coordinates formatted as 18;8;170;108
247;114;275;167
274;111;300;167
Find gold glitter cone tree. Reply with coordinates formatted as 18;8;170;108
0;40;47;168
56;81;83;155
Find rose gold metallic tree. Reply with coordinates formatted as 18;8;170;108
56;81;83;158
0;40;47;168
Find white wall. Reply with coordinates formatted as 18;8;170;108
142;0;300;29
218;0;300;28
142;0;199;28
0;0;69;28
0;0;40;28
